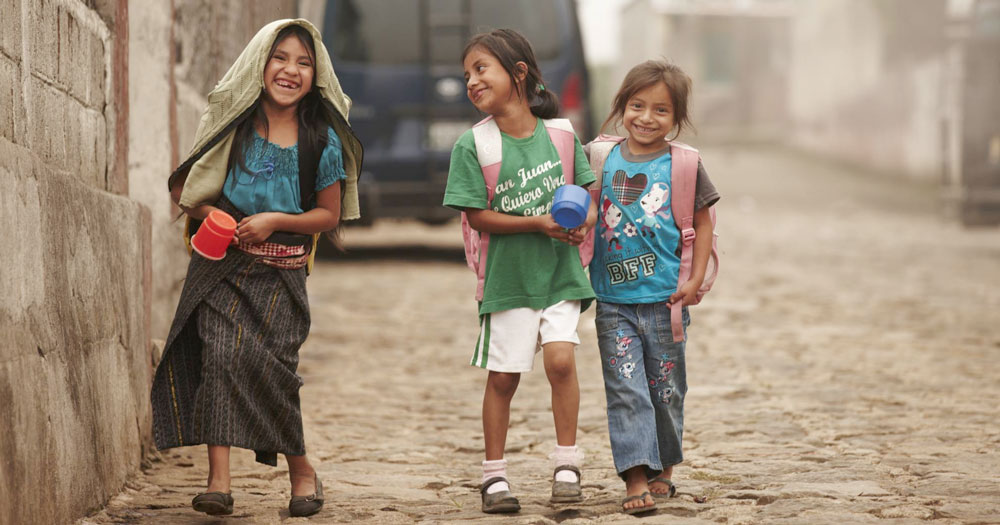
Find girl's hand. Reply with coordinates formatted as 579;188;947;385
669;279;702;307
566;198;598;246
566;223;592;246
236;212;281;244
536;214;573;244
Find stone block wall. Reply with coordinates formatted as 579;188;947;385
2;2;302;523
0;2;152;525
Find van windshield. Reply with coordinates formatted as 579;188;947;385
326;0;562;65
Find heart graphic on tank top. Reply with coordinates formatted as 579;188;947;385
611;170;648;205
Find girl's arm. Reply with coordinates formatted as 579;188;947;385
235;182;342;243
466;208;573;244
669;205;714;306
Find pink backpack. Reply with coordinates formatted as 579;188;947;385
461;116;593;301
586;135;719;342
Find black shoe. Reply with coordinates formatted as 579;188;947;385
481;477;520;514
289;473;324;517
550;465;584;503
192;492;234;515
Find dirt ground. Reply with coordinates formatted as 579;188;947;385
81;145;1000;524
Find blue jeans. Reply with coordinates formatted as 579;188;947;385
596;301;689;480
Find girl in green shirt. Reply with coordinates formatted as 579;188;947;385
443;29;598;513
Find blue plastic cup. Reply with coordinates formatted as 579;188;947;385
551;184;591;229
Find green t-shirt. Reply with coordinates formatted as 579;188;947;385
444;119;597;315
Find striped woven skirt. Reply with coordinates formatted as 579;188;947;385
151;221;311;467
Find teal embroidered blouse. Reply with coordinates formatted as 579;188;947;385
223;126;346;215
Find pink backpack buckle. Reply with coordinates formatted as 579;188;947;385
681;227;696;245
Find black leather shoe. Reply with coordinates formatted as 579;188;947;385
289;473;324;517
192;491;234;515
481;477;520;514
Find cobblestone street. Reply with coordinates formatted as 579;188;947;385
83;146;1000;524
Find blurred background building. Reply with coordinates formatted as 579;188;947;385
585;0;1000;225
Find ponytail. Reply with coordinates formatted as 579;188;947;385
529;82;559;119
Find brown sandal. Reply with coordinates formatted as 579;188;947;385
622;491;657;515
648;476;677;498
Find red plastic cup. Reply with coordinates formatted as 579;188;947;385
191;210;237;261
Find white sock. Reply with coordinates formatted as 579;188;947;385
551;445;582;483
482;459;510;494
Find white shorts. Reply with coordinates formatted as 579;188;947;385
471;300;582;373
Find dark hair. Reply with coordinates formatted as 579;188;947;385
601;59;693;140
461;29;559;119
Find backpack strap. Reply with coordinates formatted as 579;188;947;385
581;134;626;266
584;134;627;190
463;116;503;301
668;141;700;342
542;118;576;185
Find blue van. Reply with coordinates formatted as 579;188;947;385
317;0;592;224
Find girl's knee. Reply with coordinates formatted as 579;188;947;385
486;371;520;397
545;356;576;382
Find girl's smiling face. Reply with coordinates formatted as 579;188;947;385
623;81;675;155
463;46;522;115
262;35;315;110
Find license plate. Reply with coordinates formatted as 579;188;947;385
428;121;470;151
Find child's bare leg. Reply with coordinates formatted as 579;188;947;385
285;454;317;496
206;445;231;493
542;342;579;446
624;466;656;510
483;371;521;460
648;465;674;494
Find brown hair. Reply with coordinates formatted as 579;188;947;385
601;60;693;140
461;29;559;119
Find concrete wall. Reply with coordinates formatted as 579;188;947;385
128;0;185;343
0;2;152;525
